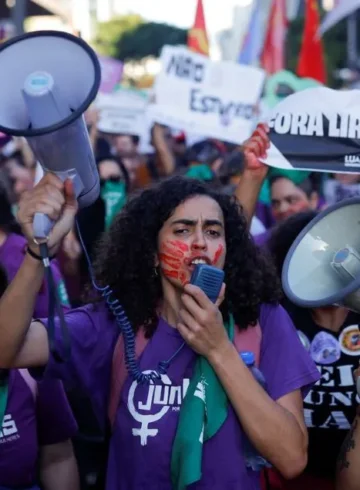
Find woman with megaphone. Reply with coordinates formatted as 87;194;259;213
0;173;320;489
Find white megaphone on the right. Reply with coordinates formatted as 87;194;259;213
282;197;360;312
0;30;101;239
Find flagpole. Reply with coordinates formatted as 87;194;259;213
10;0;27;35
347;12;358;68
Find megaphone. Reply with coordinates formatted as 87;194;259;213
282;197;360;312
0;30;101;238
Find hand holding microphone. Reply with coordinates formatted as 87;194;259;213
17;173;78;256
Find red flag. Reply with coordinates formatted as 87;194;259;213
297;0;326;83
261;0;287;74
188;0;209;56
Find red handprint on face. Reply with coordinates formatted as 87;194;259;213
213;244;224;265
159;240;189;285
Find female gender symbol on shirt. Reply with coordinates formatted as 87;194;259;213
127;371;172;446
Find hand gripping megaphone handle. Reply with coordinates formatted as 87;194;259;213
33;168;83;239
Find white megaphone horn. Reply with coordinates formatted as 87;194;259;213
282;197;360;312
0;30;101;239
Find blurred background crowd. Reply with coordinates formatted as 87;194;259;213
1;0;360;489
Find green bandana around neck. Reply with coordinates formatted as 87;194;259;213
100;180;127;230
171;314;235;489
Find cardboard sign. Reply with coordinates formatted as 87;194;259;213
149;45;265;144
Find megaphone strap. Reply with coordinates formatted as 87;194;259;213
26;246;56;262
39;243;71;363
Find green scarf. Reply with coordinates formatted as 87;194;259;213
101;180;127;230
171;315;235;489
57;280;70;307
0;381;8;429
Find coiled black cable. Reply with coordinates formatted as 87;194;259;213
75;220;185;385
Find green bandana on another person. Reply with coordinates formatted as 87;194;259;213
101;180;127;230
185;164;214;181
171;314;235;490
259;168;312;205
269;168;311;186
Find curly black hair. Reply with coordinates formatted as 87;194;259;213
0;263;8;298
267;210;318;278
92;176;282;337
0;182;21;235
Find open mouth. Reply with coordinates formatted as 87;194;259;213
186;256;211;267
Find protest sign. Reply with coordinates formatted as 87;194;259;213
96;88;153;153
149;45;265;144
97;87;148;135
98;55;123;94
265;86;360;173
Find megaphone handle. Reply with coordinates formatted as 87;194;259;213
32;168;83;240
33;212;54;240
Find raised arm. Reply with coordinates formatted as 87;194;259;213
0;174;78;369
234;123;270;226
336;367;360;490
40;440;80;490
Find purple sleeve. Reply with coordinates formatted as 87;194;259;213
36;379;78;446
259;304;320;401
33;259;70;318
32;304;118;428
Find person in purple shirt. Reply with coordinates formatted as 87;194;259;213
0;184;70;315
0;174;319;490
0;264;79;490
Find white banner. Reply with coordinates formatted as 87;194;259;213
149;45;265;144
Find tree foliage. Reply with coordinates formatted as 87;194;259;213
92;14;143;58
117;22;188;61
93;15;188;61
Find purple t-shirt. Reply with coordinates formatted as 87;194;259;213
36;302;319;490
254;229;271;248
0;371;78;488
0;233;70;316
